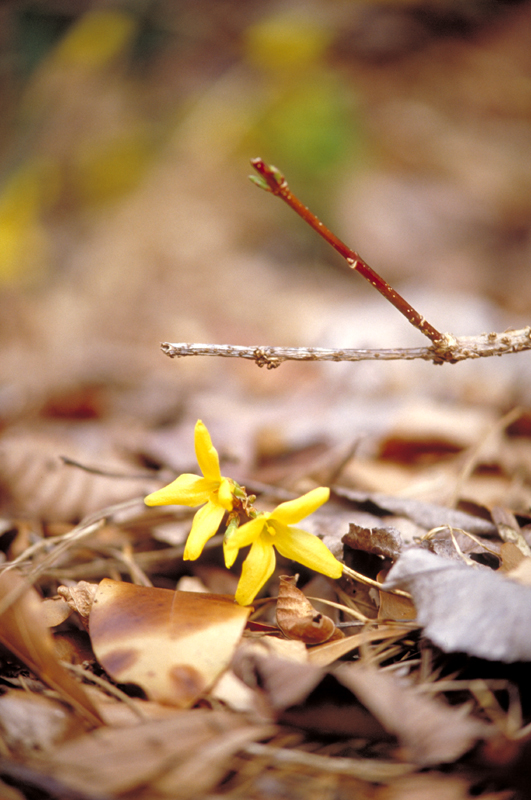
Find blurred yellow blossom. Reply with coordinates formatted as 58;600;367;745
52;10;138;70
244;12;332;73
0;158;59;283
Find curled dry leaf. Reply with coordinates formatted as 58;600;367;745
0;571;102;726
343;523;403;561
57;581;98;630
276;575;343;644
41;596;73;627
88;579;251;707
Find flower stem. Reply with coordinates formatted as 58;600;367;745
250;158;444;344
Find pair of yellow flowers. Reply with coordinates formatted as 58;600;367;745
145;420;343;605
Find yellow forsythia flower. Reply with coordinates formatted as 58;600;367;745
224;487;343;606
145;420;233;560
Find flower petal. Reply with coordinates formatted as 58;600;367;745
183;501;226;560
144;474;211;507
274;525;343;579
194;420;222;482
271;487;330;526
234;537;276;606
217;477;234;511
223;516;266;568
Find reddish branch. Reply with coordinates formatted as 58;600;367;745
250;158;444;344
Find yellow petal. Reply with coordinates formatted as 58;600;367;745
234;538;276;606
144;474;211;507
183;502;226;560
274;525;343;578
194;420;222;482
223;516;266;568
271;487;329;526
217;477;234;511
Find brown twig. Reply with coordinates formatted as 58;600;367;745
250;158;444;344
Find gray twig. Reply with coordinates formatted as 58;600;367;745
161;327;531;369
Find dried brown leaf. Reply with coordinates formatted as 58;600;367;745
262;659;389;739
0;427;156;521
0;571;102;727
506;555;531;587
377;570;417;622
40;596;72;627
42;709;272;798
89;579;250;707
308;625;413;668
276;575;342;644
232;641;320;713
499;541;527;572
343;522;403;560
0;690;83;756
335;664;490;766
0;780;25;800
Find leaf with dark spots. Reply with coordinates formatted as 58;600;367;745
384;548;531;662
89;579;250;707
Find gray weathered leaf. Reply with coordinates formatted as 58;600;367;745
384;548;531;662
333;488;497;536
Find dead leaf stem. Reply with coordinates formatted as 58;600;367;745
241;742;415;781
305;595;370;623
342;564;412;598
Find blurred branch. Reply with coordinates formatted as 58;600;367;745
161;327;531;369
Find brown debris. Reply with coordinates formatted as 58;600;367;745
276;575;343;644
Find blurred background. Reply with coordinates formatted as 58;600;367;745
1;0;531;521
